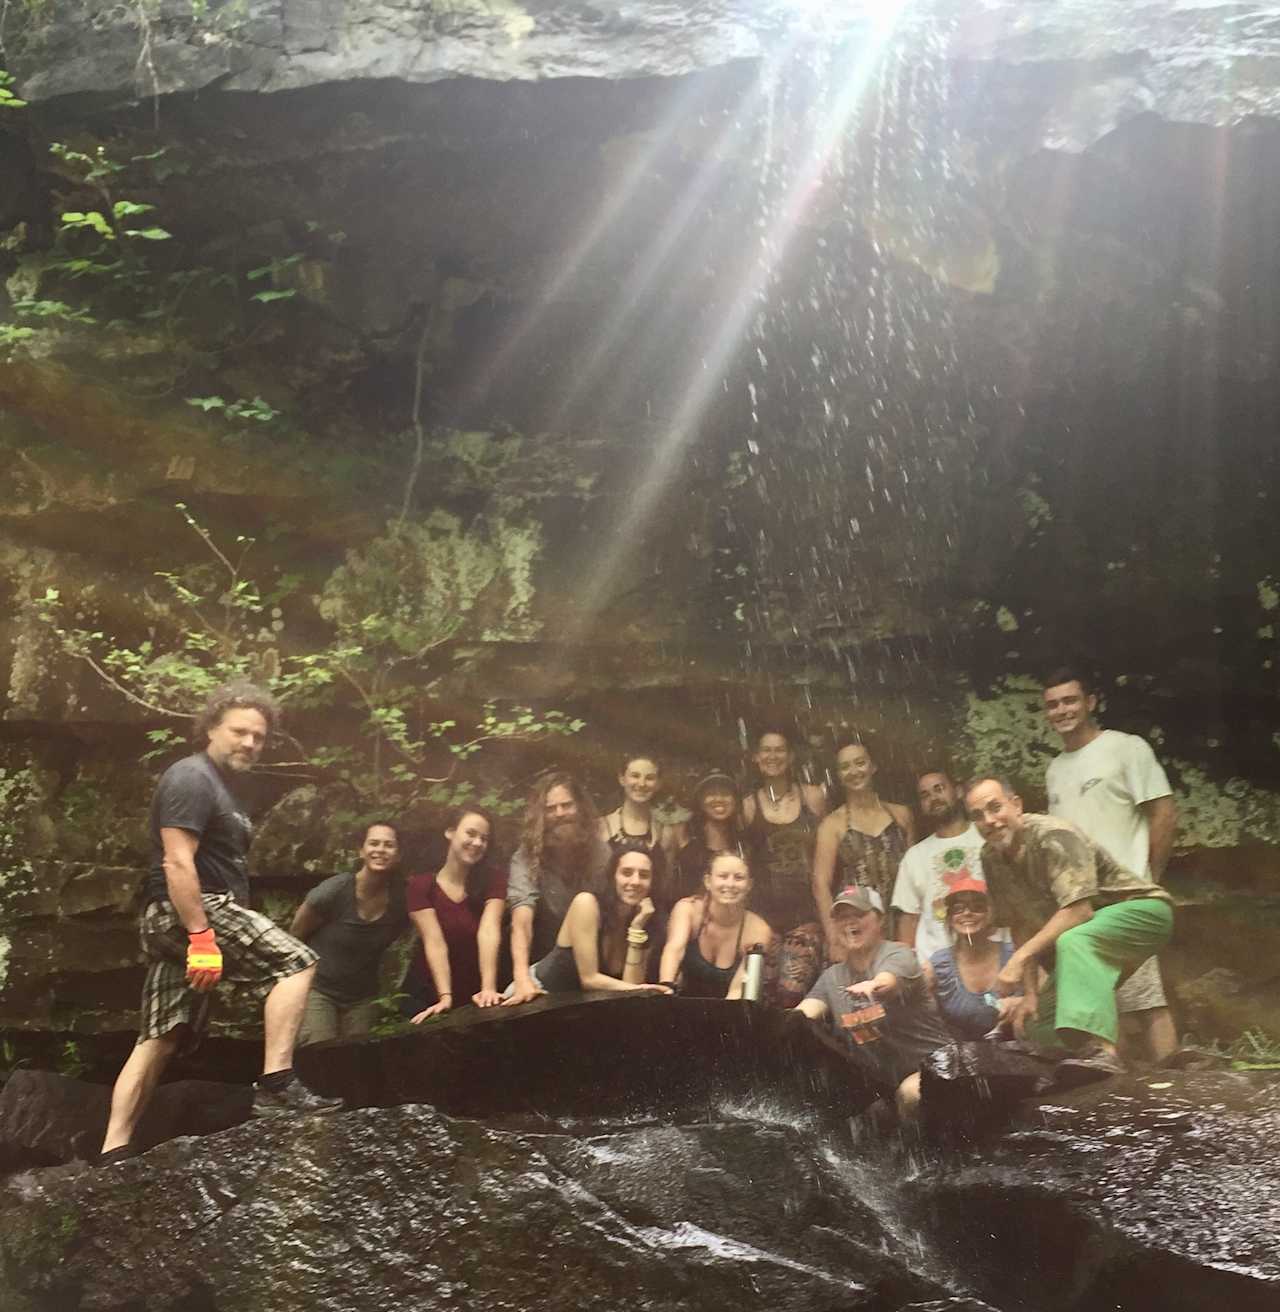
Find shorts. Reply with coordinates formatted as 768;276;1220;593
500;961;546;1000
138;893;317;1044
1115;954;1167;1012
296;991;376;1046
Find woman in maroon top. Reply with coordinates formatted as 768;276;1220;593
402;806;507;1020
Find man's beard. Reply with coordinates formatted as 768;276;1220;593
930;801;964;829
545;818;591;858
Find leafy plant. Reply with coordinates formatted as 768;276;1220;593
55;1039;88;1081
0;71;26;111
1222;1027;1280;1071
3;138;300;423
186;395;281;423
368;992;411;1039
37;504;583;812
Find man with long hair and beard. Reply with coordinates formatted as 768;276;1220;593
503;771;610;1006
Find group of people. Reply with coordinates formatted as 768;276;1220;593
97;664;1178;1161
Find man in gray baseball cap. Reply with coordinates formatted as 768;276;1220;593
796;884;951;1121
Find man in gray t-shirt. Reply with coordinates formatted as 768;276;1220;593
798;884;950;1121
504;772;611;1007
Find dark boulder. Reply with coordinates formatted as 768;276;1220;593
918;1040;1053;1139
907;1069;1280;1311
296;992;879;1123
0;1104;969;1312
0;1070;251;1172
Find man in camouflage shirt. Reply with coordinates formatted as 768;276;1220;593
964;776;1173;1086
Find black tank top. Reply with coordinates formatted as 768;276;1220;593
603;810;658;853
744;788;820;931
680;911;746;998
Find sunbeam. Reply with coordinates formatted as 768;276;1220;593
564;4;910;644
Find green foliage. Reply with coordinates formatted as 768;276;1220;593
36;505;582;812
1220;1027;1280;1071
0;71;27;110
4;138;300;425
54;1039;88;1081
319;514;503;656
0;766;37;867
185;395;281;424
368;992;411;1038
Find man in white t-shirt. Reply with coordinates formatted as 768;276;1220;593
1043;666;1179;1063
891;769;986;962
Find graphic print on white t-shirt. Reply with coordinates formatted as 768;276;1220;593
1046;728;1172;878
891;825;986;962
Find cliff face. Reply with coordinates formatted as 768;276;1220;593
2;1;1279;1040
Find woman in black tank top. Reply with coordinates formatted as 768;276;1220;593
739;723;827;1006
598;753;680;865
512;843;674;998
674;769;748;898
658;850;775;998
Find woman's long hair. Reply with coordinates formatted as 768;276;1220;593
825;730;881;809
444;803;500;906
689;773;746;854
591;840;668;942
520;771;599;883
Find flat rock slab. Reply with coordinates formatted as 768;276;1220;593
296;992;879;1123
907;1069;1280;1311
0;1104;971;1312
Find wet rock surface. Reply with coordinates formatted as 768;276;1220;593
1;1103;965;1312
296;992;879;1122
906;1070;1280;1311
1;1044;1274;1312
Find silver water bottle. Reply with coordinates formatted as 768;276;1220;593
742;943;765;1002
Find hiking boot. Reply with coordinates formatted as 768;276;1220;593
252;1076;345;1119
1053;1043;1125;1090
95;1144;138;1168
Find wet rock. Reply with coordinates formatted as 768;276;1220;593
918;1041;1052;1139
907;1069;1280;1311
0;1070;251;1172
296;992;879;1123
0;1103;965;1312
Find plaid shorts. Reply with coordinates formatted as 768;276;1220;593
138;893;318;1043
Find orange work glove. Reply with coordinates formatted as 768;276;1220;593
186;927;223;991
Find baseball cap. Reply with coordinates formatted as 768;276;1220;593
943;877;990;902
692;770;738;800
831;885;884;914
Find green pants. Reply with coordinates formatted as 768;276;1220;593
1025;898;1174;1051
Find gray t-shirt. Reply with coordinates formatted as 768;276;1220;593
805;941;951;1089
145;752;253;905
304;872;409;1006
506;838;610;962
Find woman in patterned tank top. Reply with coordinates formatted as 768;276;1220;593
812;735;914;957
